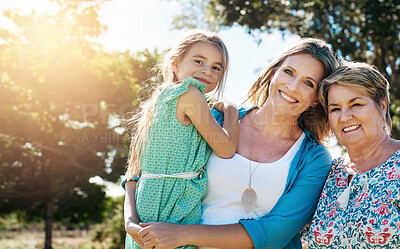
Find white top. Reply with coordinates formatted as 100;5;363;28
200;132;305;226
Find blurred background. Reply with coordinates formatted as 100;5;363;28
0;0;399;248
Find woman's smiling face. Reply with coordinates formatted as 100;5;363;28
327;84;387;148
268;53;324;118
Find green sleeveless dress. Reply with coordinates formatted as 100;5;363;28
126;77;212;249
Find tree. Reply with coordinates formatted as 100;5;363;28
0;1;161;248
174;0;400;136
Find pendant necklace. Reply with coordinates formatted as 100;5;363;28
241;160;261;214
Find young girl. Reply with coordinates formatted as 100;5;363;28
124;30;239;249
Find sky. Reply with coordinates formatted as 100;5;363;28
0;0;340;196
97;0;301;105
0;0;300;104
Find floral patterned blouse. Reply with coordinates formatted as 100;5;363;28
307;150;400;248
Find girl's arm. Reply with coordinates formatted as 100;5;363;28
124;180;144;248
138;222;254;249
177;85;239;158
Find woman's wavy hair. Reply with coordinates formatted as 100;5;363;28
246;38;339;143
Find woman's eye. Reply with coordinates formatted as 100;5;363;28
212;66;222;72
194;60;203;65
283;69;293;76
352;103;362;107
304;80;315;88
329;107;340;113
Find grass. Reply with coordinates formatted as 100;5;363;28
0;226;111;249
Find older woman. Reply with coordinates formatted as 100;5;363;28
307;62;400;248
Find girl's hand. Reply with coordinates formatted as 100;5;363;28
209;100;237;113
138;222;186;249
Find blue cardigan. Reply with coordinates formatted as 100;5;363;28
123;107;332;249
213;107;332;249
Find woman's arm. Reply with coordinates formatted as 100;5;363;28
138;222;254;249
177;85;239;158
124;180;144;248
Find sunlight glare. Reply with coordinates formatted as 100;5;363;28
0;0;59;14
0;0;60;30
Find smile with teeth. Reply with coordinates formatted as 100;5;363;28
343;125;360;132
280;91;297;103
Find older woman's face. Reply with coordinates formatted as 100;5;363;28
327;84;386;148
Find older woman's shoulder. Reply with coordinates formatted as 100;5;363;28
330;155;348;173
383;148;400;168
332;155;346;165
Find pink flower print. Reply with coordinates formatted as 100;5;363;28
365;226;392;245
353;184;369;208
313;230;334;245
336;177;347;187
357;222;362;229
383;220;389;225
329;222;334;227
388;167;400;180
339;224;343;232
326;206;339;218
374;199;391;215
369;219;375;225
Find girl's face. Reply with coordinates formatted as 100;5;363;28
268;54;325;118
327;84;387;148
172;41;224;93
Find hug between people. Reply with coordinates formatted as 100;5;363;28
122;29;400;249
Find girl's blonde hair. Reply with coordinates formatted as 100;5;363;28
246;38;339;143
126;29;229;178
319;61;392;133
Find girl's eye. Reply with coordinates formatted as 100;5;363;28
212;66;222;72
304;80;315;88
283;69;293;76
194;60;203;65
352;103;362;107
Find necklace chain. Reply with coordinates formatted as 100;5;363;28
248;160;261;189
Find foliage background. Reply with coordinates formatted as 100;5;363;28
1;0;399;248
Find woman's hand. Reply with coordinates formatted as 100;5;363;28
138;222;186;249
126;220;145;248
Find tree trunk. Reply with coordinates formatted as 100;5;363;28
44;199;54;249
